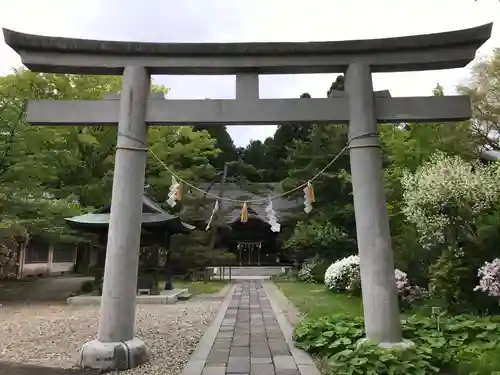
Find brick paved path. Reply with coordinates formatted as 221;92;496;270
202;281;301;375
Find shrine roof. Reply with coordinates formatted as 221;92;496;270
65;195;194;234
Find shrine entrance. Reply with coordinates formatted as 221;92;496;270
235;242;263;266
227;213;284;266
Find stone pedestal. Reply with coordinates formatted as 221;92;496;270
79;338;148;371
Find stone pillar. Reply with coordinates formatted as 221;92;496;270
151;246;160;295
164;235;174;291
346;62;402;345
79;66;150;371
92;244;106;296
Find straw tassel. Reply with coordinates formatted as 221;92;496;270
307;181;315;203
175;183;182;201
240;202;248;223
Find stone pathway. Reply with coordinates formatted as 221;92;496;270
182;281;320;375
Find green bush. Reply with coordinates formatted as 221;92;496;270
79;279;94;294
297;256;321;283
429;246;500;315
284;220;356;263
293;313;500;375
310;262;329;283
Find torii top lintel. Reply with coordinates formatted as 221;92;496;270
2;23;492;75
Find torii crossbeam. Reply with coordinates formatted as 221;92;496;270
3;22;492;372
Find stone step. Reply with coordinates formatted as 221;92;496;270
177;293;192;301
210;266;291;277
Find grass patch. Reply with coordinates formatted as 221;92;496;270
159;279;227;296
275;281;363;318
275;281;431;318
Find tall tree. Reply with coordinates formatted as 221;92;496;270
265;92;314;181
0;69;104;240
327;75;345;96
458;48;500;150
192;124;238;170
146;125;219;204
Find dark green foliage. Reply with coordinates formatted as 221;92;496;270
79;279;95;294
284;220;356;263
282;117;356;263
240;140;271;181
294;313;500;375
170;234;236;275
310;261;329;283
429;243;500;315
327;74;345;96
192;124;238;170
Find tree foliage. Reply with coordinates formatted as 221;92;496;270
458;48;500;150
0;69;220;250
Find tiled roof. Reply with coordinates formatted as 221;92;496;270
65;195;194;233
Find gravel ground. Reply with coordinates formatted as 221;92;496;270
0;300;221;375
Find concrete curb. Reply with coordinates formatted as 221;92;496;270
192;283;232;301
263;282;321;375
67;288;189;305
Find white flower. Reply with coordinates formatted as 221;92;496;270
324;255;360;292
324;255;427;303
475;258;500;297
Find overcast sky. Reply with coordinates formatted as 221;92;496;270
1;0;499;146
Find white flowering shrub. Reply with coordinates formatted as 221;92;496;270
298;255;322;283
401;152;500;310
324;255;427;304
401;152;500;249
475;258;500;298
324;255;360;293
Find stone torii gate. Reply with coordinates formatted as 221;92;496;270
3;23;492;371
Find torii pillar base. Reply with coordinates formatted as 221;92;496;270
79;338;149;371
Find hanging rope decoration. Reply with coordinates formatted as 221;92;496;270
303;180;315;214
167;176;181;207
118;131;375;226
265;199;281;233
205;200;219;231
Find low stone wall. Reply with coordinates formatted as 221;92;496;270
66;288;189;305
